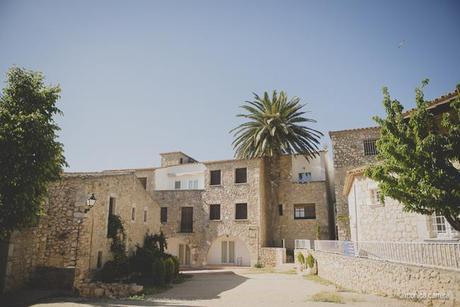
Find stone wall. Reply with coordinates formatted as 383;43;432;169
329;127;380;240
275;155;331;248
2;172;161;292
259;248;286;267
308;250;460;306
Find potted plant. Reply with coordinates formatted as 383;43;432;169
304;253;317;275
296;252;305;274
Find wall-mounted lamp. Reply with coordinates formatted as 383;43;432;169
85;193;97;213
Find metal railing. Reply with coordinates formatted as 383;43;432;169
294;239;314;250
312;240;460;271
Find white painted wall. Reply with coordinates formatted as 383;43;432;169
291;152;326;182
345;176;460;242
154;163;206;190
206;236;250;266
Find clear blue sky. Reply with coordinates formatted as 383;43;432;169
1;0;459;171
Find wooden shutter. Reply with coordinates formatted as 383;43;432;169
181;207;193;233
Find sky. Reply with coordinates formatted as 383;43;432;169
1;0;459;171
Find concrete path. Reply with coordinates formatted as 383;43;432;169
31;269;424;307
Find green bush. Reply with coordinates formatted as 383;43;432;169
152;258;166;285
170;256;180;277
306;253;315;269
296;252;305;265
164;257;175;284
95;260;129;282
254;262;264;268
129;246;162;276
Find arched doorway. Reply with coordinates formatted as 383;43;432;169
165;237;191;266
206;236;250;266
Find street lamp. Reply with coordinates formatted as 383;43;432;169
85;194;97;213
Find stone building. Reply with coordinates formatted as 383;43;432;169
330;89;459;241
0;172;160;292
344;166;460;242
329;127;380;240
0;149;334;292
134;151;334;267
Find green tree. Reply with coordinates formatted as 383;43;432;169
366;81;460;231
0;67;67;238
231;90;322;245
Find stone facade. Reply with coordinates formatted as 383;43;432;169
137;152;333;268
259;248;286;267
304;250;460;306
329;127;380;240
1;172;160;292
275;155;332;248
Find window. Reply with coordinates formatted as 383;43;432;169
363;139;378;156
107;197;116;237
370;189;382;205
179;244;191;265
138;177;147;189
432;214;447;234
179;158;183;164
180;207;193;233
294;204;316;219
235;168;247;184
143;209;147;223
131;207;136;221
210;170;221;186
210;204;221;220
298;172;312;183
188;179;198;189
161;207;168;223
278;204;283;216
175;180;181;190
235;203;248;220
97;251;103;269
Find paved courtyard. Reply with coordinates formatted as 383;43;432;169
30;269;423;307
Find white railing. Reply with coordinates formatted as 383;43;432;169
295;239;314;250
313;240;460;271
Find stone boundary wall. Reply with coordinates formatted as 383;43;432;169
78;282;143;298
296;249;460;306
260;247;286;267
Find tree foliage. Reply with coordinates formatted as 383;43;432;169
231;90;322;246
231;90;322;160
0;67;66;238
366;81;460;231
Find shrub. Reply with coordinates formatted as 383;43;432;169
254;262;264;268
306;253;315;269
129;246;162;277
95;260;129;282
170;256;180;277
296;252;305;265
152;258;166;285
164;257;176;284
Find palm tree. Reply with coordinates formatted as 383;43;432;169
231;90;323;246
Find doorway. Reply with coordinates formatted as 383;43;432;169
221;240;235;264
178;244;191;266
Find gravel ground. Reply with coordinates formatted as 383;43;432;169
31;269;424;307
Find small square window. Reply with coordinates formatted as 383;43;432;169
210;170;221;186
294;204;316;219
298;172;312;183
175;181;181;189
210;204;221;220
161;207;168;223
363;139;378;156
235;203;248;220
235;168;247;184
138;177;147;189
